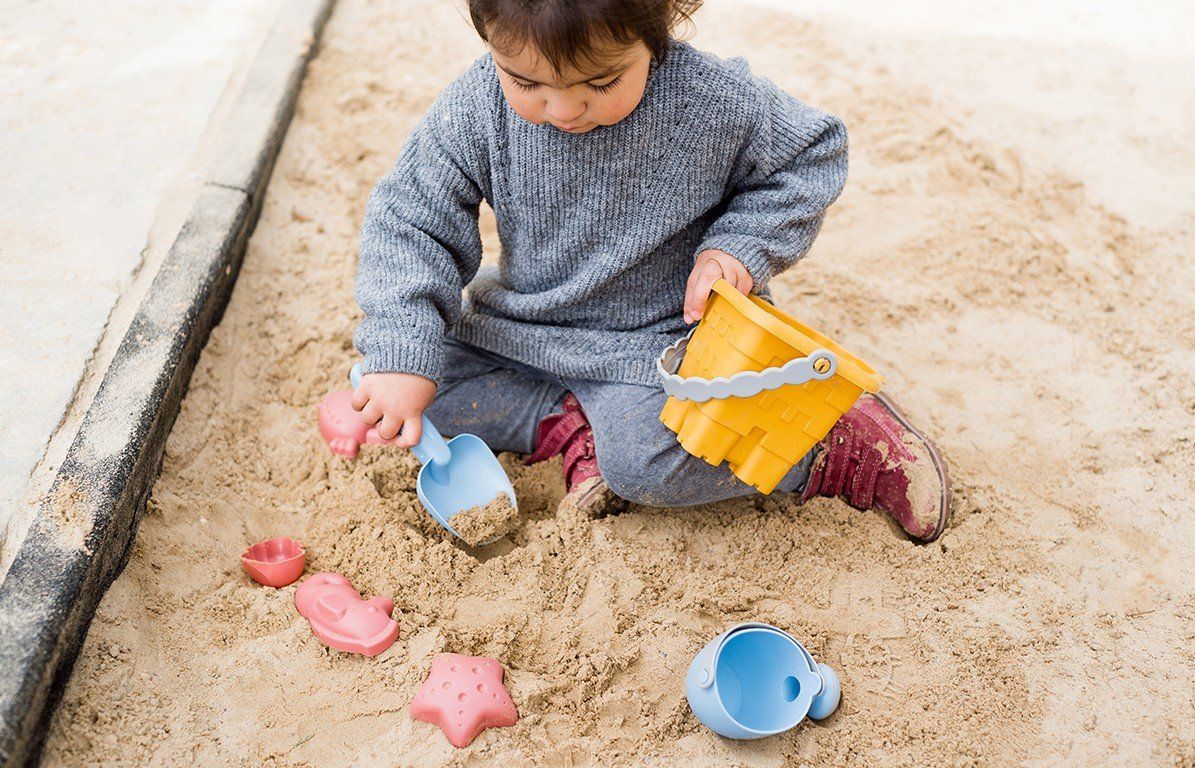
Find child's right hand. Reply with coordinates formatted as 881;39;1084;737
351;372;437;448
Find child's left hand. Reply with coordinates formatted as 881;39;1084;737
683;249;754;323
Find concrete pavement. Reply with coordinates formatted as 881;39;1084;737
0;0;278;535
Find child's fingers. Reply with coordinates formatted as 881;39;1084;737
685;261;723;323
684;259;720;320
722;262;754;295
376;413;402;441
359;399;383;426
394;415;423;449
684;252;707;297
684;254;716;315
351;385;370;411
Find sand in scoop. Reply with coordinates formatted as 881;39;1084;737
448;492;518;546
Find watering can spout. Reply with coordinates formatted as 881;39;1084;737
807;662;841;721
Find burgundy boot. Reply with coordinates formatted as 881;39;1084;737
802;392;950;542
526;394;621;513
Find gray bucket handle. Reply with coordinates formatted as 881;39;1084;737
657;329;838;403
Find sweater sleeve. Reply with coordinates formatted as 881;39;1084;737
353;78;486;384
697;77;848;285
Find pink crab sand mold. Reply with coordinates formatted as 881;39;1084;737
241;536;305;588
294;573;400;657
318;389;397;458
411;653;519;748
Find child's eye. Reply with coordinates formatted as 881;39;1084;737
513;79;539;92
588;75;623;94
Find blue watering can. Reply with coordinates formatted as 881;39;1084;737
685;623;841;739
348;364;517;543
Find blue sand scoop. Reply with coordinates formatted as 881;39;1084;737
350;364;517;543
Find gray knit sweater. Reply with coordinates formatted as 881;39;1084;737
355;42;848;387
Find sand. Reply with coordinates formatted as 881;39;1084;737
41;0;1194;766
449;493;520;547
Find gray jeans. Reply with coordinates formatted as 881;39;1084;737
425;338;814;507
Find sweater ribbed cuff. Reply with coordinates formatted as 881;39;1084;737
356;329;445;384
697;234;775;286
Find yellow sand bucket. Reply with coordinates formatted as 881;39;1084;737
658;280;883;493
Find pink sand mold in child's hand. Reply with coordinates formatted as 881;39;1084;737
241;536;305;588
317;389;398;458
294;573;399;656
411;653;519;748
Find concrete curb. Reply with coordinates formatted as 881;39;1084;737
0;1;335;764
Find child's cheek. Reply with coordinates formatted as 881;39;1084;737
500;85;544;125
602;90;643;124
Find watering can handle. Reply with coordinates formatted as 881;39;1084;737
656;330;838;403
349;364;451;468
692;622;786;688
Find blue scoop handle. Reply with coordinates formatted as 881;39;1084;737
350;364;451;476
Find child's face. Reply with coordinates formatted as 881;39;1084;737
490;40;651;134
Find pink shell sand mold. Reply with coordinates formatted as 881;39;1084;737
318;389;397;458
294;573;399;657
241;536;305;588
411;653;519;748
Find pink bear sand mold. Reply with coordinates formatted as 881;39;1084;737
411;653;519;748
241;536;305;588
318;389;397;458
294;573;400;656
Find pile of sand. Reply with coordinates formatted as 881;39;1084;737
449;493;520;547
41;0;1193;766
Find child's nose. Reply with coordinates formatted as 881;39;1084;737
545;93;585;123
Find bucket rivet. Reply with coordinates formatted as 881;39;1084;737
813;357;831;374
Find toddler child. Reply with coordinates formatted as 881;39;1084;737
352;0;949;541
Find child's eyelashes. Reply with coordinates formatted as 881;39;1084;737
588;75;623;94
508;76;622;94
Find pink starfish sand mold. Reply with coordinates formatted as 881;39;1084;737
411;653;519;748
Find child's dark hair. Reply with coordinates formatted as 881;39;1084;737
468;0;702;74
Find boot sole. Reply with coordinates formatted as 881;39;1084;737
872;391;951;543
572;477;629;518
